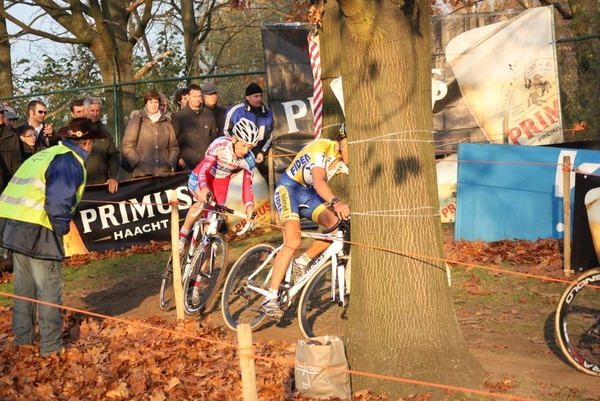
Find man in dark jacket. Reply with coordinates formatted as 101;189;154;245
0;118;106;356
201;82;227;136
83;97;120;193
0;104;22;191
171;84;220;171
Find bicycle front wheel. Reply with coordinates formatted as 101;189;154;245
298;261;350;339
182;234;228;315
221;243;275;332
159;249;187;311
554;268;600;376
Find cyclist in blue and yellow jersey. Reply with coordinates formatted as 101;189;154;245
0;118;106;356
261;123;350;317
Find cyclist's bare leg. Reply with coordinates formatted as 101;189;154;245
269;219;302;290
181;201;203;233
302;206;341;259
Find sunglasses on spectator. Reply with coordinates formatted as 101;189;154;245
37;110;47;114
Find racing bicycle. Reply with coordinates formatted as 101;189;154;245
220;219;351;338
554;267;600;376
159;197;254;315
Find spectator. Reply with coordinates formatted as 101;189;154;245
158;92;170;116
174;87;190;110
16;125;40;161
0;118;107;356
20;100;56;149
223;82;273;164
3;106;18;132
201;82;227;136
69;99;86;118
0;105;22;190
83;96;120;193
121;91;179;178
171;84;219;171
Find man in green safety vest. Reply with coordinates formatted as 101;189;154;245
0;118;106;356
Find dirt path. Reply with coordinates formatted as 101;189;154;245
63;270;599;400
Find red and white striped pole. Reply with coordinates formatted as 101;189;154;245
308;30;323;139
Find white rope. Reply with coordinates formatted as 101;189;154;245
348;130;435;145
351;206;439;218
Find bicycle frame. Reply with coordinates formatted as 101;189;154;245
183;210;222;278
245;227;347;307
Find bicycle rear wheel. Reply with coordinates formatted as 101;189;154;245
554;268;600;376
159;247;187;311
298;261;349;339
221;243;275;331
182;234;228;315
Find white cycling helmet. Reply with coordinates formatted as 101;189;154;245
232;118;260;146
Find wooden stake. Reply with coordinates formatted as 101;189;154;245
171;189;185;319
237;324;258;401
563;156;573;277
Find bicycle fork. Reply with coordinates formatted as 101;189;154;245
330;254;347;307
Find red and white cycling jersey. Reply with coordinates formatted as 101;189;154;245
189;136;256;206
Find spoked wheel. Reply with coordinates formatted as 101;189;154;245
159;246;188;311
298;260;350;339
182;234;228;315
554;268;600;376
221;243;275;332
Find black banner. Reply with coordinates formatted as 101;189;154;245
261;23;315;178
65;174;190;255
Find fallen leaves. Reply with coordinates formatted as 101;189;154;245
484;377;515;392
444;238;564;279
0;308;301;400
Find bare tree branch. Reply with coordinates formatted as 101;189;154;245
539;0;573;20
132;49;173;80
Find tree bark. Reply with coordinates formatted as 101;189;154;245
320;2;348;199
337;0;485;397
0;4;12;99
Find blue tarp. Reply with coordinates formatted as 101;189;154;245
455;143;600;241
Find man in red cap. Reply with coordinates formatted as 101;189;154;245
0;118;106;356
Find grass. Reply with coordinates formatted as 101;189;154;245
0;228;297;309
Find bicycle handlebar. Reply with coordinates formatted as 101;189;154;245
202;193;257;236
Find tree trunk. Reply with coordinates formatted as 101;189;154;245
320;3;349;200
337;0;485;397
181;0;202;78
0;5;12;98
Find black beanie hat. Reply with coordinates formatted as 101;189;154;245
245;83;263;96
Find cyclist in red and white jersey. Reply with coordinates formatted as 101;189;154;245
178;118;259;252
261;123;350;317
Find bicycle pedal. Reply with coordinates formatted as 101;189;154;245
161;270;172;279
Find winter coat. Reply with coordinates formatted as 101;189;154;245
0;125;22;191
121;109;179;178
86;121;121;185
171;104;220;170
0;139;89;261
223;100;274;158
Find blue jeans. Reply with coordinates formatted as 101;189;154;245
12;252;64;355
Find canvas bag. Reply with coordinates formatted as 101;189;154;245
294;336;351;400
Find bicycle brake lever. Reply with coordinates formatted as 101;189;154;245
236;211;257;236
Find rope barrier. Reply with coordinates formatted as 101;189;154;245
0;291;544;401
